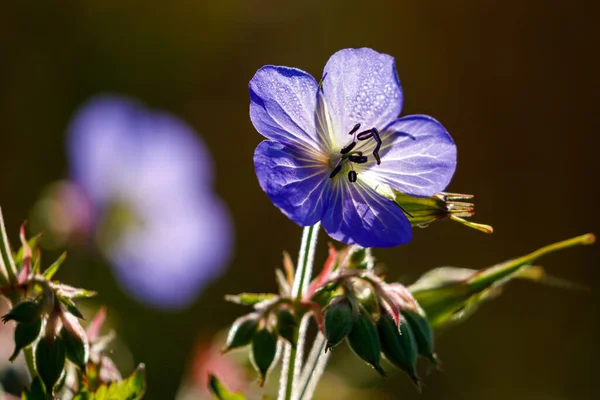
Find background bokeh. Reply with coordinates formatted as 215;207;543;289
1;1;598;399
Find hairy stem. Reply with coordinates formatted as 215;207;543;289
279;223;320;400
23;346;36;380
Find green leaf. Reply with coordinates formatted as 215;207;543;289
225;293;277;306
95;364;146;400
410;233;596;329
208;374;246;400
43;252;67;280
60;296;85;319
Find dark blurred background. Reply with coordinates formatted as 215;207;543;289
1;1;598;399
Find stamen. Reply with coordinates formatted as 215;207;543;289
329;164;342;178
348;155;368;164
357;130;374;141
348;170;357;182
371;128;382;165
348;123;361;136
340;141;357;155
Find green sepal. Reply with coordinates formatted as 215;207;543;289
251;328;278;386
61;324;89;371
208;374;246;400
2;300;41;324
378;312;420;388
13;234;42;266
225;293;277;306
43;252;67;280
222;313;260;353
402;310;438;366
74;364;146;400
324;296;354;350
10;318;43;361
347;246;374;270
346;306;386;377
275;309;297;347
35;336;66;393
60;296;85;319
21;376;46;400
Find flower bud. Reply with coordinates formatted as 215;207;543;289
2;300;41;324
347;246;375;270
251;328;278;386
324;296;354;351
377;312;420;388
346;306;386;376
402;309;439;366
9;318;43;361
221;313;260;353
35;336;66;393
60;313;89;371
276;309;297;347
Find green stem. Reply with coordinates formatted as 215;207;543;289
23;346;36;380
0;207;18;285
298;333;328;400
279;223;320;400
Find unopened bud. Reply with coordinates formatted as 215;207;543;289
324;296;354;351
402;309;439;366
222;313;260;353
60;313;89;371
347;246;375;270
2;300;41;324
276;309;297;347
251;328;278;386
10;318;43;361
346;306;386;376
35;336;66;393
378;312;420;388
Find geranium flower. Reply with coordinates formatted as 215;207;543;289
65;95;233;309
251;48;456;247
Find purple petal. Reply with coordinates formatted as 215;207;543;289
321;180;412;248
364;115;457;197
254;140;330;226
250;66;327;154
321;48;403;146
109;197;233;310
67;95;212;205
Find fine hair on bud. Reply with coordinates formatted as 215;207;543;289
324;296;355;351
346;305;386;377
10;318;43;361
222;312;260;353
2;300;42;324
250;327;278;386
35;336;66;393
378;311;421;389
275;309;297;347
402;309;439;366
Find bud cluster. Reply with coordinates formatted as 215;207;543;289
0;221;127;398
224;244;440;391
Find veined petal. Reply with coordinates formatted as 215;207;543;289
250;66;325;154
364;115;457;197
322;180;412;248
321;48;403;147
254;140;330;226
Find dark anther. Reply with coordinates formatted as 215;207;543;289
329;164;342;178
348;123;361;136
371;128;382;165
348;170;357;182
357;129;374;141
348;155;368;164
340;141;357;155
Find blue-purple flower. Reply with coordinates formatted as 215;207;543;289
251;48;457;248
66;95;233;310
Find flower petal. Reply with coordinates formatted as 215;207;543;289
250;66;325;153
364;115;457;197
322;180;412;248
321;48;403;146
254;140;330;226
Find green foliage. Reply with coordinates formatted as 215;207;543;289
346;306;386;377
35;337;66;394
42;252;67;280
225;293;277;306
21;377;46;400
208;374;247;400
10;318;43;361
73;364;146;400
251;328;278;386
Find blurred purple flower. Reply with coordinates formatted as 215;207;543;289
251;48;456;248
66;95;233;310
